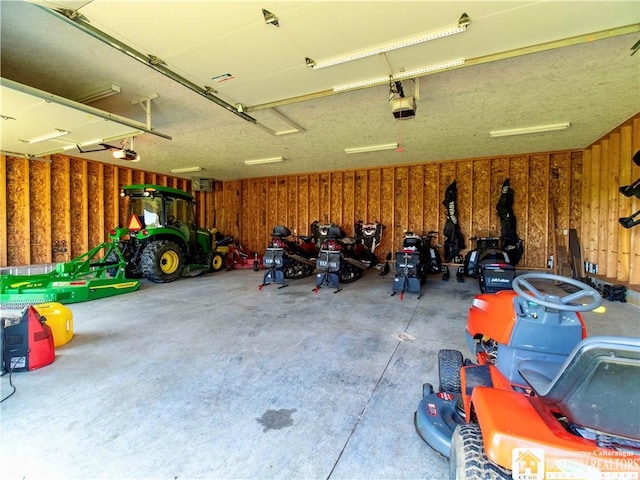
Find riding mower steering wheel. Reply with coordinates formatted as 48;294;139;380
512;272;602;312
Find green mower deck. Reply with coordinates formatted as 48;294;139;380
1;233;140;306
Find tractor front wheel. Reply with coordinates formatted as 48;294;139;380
208;251;225;272
141;240;184;283
449;424;510;480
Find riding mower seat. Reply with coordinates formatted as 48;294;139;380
272;225;291;238
519;335;640;440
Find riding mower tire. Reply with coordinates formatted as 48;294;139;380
141;240;184;283
438;349;463;393
449;424;510;480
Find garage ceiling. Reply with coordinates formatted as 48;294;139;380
1;0;639;181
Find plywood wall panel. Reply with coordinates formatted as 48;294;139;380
6;158;30;265
331;172;343;229
103;166;117;231
456;161;473;243
51;155;71;263
471;160;490;238
132;169;144;185
618;126;633;281
394;167;408;244
70;159;89;257
408;165;424;233
343;171;355;231
308;174;319;224
224;180;242;238
629;118;640;286
277;178;288;227
527;155;549;268
490;158;510;236
367;169;381;223
266;177;278;232
606;134;621;277
354;171;367;223
597;141;610;272
508;156;529;251
287;177;298;234
87;162;105;249
581;149;592;265
0;154;7;266
319;173;331;224
549;152;571;253
569;152;583;232
381;168;395;254
297;176;310;236
423;164;440;235
587;145;601;267
29;159;52;264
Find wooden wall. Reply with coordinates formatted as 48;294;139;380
2;115;639;291
0;154;200;265
220;152;584;274
582;115;640;286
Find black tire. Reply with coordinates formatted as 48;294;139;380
284;261;315;279
449;424;510;480
105;248;142;278
438;349;463;393
253;260;259;272
105;250;122;277
208;251;224;272
339;263;362;283
141;240;184;283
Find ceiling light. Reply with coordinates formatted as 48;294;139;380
333;59;464;92
75;84;121;104
344;143;398;154
310;14;469;70
170;166;203;173
244;156;285;165
489;122;571;138
20;129;70;144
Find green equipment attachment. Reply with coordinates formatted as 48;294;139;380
1;229;140;306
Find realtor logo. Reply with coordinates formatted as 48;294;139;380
512;448;545;480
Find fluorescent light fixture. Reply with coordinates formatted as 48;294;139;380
244;156;285;165
345;143;398;154
170;166;203;173
20;128;70;144
75;84;121;104
489;122;571;138
333;59;465;92
311;15;469;69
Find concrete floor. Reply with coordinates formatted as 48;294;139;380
1;268;638;480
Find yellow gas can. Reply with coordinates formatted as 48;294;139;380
34;302;74;347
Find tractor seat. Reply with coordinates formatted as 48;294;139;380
518;336;640;440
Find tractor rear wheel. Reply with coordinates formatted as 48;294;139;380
141;240;184;283
450;424;510;480
106;248;142;278
438;349;463;393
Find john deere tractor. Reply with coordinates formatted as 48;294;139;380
108;184;224;283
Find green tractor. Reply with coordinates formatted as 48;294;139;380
108;184;224;283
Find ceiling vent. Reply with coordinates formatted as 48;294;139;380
192;178;214;191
